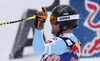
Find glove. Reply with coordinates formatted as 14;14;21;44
35;7;48;29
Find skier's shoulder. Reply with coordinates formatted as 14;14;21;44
47;37;63;43
60;33;79;44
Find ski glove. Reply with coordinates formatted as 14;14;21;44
35;7;48;29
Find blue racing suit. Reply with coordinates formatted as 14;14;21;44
33;28;81;61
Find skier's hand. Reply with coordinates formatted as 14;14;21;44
35;7;48;29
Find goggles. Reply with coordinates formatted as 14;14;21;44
50;14;79;24
50;16;57;24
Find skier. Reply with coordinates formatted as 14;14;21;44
33;5;81;61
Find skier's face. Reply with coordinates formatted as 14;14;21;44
51;23;60;35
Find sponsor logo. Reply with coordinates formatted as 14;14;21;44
70;0;100;57
82;0;100;56
59;16;70;20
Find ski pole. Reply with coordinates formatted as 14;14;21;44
0;15;37;26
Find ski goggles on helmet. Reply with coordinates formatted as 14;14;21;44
50;14;80;24
50;16;57;24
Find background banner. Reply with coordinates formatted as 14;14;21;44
70;0;100;58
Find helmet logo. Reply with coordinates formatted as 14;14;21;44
63;13;69;15
57;6;68;14
57;14;79;22
59;16;70;21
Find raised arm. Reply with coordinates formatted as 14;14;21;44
33;7;69;55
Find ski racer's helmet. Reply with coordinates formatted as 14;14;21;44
50;5;79;36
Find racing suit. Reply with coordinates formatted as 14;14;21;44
33;28;81;61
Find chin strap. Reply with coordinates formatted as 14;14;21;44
56;30;63;37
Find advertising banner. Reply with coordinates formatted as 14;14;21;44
70;0;100;58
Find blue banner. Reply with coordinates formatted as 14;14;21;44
70;0;100;58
